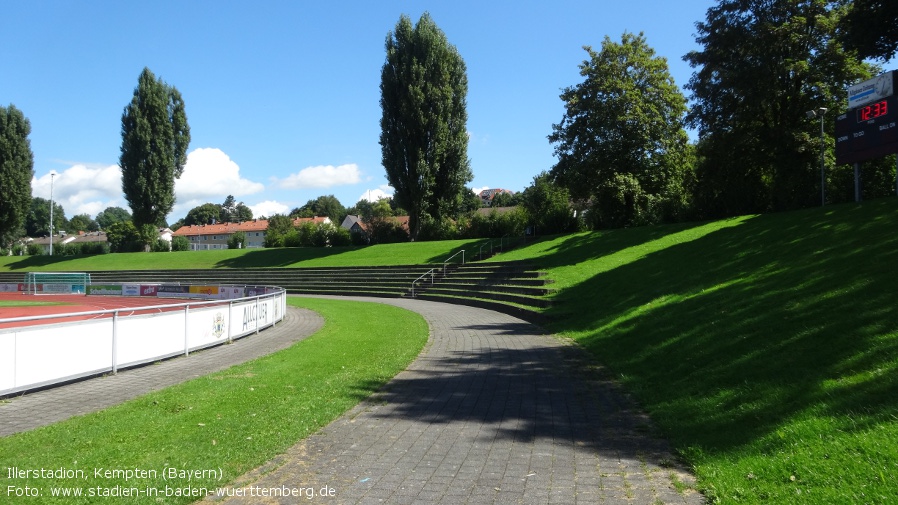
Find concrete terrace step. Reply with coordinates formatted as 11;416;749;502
414;282;555;297
412;287;552;309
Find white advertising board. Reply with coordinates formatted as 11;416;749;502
187;305;230;349
848;70;895;109
115;312;186;366
229;296;280;338
0;333;15;392
14;321;114;387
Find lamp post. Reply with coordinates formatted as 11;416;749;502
806;107;828;206
49;171;57;256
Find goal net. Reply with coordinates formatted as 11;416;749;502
23;272;91;295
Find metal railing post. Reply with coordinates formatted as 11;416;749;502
227;300;233;344
184;304;190;356
112;310;119;374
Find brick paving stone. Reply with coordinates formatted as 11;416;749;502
197;296;705;505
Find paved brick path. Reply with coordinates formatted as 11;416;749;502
0;306;323;437
203;297;704;505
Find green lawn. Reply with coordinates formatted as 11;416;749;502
0;300;67;307
0;298;428;504
0;238;487;272
497;199;898;504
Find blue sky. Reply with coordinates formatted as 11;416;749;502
2;0;714;223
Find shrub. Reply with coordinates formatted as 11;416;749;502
296;222;317;247
330;226;352;247
312;222;338;247
467;207;527;238
171;236;190;251
283;229;302;248
151;238;171;252
350;229;369;246
27;244;43;256
106;221;143;252
366;217;408;244
418;216;459;241
228;231;247;249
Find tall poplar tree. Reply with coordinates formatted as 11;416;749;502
120;67;190;228
380;13;471;240
0;105;34;246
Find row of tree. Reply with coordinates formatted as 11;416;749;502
546;1;898;227
384;3;898;234
4;2;897;252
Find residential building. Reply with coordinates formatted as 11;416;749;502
172;217;330;251
478;188;515;206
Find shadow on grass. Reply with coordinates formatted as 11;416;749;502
213;246;360;268
0;255;83;271
527;221;718;270
543;199;898;453
423;239;490;264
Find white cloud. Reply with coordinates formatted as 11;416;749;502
175;148;265;201
249;200;289;218
275;164;361;189
32;164;123;218
471;186;490;195
357;185;394;203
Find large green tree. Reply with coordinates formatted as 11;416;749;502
685;0;872;216
220;194;252;223
838;0;898;61
183;203;221;226
550;33;692;228
0;105;34;247
69;213;99;232
521;172;578;235
290;194;346;223
120;67;190;228
25;197;66;238
95;206;131;229
380;12;472;240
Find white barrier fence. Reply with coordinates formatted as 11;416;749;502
0;287;287;396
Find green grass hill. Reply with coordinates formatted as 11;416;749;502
496;199;898;503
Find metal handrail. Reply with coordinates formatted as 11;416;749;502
442;249;465;275
478;240;494;260
410;268;437;297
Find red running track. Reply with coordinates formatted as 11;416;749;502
0;293;229;330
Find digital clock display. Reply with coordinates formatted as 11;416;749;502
857;100;889;122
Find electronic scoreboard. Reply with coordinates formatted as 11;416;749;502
835;71;898;165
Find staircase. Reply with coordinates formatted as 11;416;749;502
409;261;552;324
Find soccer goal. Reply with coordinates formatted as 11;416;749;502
23;272;91;295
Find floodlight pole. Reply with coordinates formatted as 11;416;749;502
49;171;57;256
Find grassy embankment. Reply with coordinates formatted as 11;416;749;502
0;298;428;505
494;199;898;504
